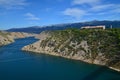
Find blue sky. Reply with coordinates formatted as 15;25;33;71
0;0;120;30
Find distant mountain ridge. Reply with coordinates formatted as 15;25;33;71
7;20;120;33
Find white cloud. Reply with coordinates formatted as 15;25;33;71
112;8;120;13
110;5;120;13
62;8;86;19
91;4;115;11
90;3;120;14
25;13;40;20
72;0;100;5
62;0;120;20
72;0;120;15
0;0;28;9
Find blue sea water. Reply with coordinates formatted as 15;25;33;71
0;37;120;80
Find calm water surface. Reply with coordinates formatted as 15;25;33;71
0;37;120;80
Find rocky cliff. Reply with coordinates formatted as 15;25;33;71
0;31;14;46
0;31;35;46
22;29;120;71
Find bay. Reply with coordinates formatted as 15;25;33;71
0;37;120;80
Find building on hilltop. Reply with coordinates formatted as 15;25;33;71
81;25;106;30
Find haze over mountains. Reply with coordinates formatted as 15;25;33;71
7;20;120;33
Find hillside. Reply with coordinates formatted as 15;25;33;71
0;31;14;46
22;28;120;71
7;20;120;33
0;31;35;46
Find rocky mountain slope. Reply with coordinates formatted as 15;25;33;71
0;31;35;46
22;29;120;71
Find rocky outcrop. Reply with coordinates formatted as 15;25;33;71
22;29;120;71
10;32;36;39
0;31;35;46
34;31;51;40
0;31;14;46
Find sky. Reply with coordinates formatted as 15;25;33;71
0;0;120;30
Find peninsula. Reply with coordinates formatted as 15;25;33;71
22;28;120;71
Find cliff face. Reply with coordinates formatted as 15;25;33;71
0;31;14;46
22;29;120;71
0;31;35;46
10;32;35;39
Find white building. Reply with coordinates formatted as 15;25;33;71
81;25;106;30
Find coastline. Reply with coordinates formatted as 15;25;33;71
109;67;120;72
22;48;120;72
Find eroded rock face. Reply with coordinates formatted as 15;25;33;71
0;35;14;46
10;32;35;39
22;29;120;71
0;31;14;46
0;31;35;46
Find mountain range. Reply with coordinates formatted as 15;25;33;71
7;20;120;33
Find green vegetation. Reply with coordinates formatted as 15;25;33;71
40;28;120;69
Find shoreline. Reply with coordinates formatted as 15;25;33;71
22;49;120;72
109;67;120;72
